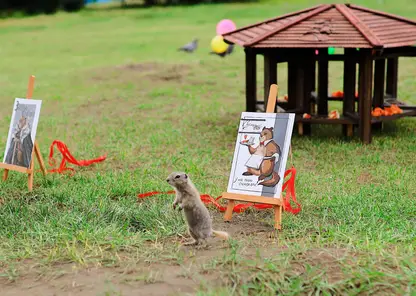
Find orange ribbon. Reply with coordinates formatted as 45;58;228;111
48;140;107;175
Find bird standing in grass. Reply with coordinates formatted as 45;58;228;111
178;39;198;53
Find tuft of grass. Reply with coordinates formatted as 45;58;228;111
199;246;416;295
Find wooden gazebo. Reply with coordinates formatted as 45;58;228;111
223;3;416;144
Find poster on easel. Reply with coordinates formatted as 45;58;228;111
226;112;295;199
3;98;42;169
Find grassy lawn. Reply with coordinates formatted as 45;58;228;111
0;0;415;295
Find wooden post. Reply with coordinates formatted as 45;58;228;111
287;61;298;111
295;59;305;136
343;48;357;137
311;58;317;114
318;49;329;116
373;58;386;131
356;62;361;114
245;48;257;112
386;57;398;98
373;59;386;107
295;60;305;113
358;50;374;144
302;51;315;135
264;53;277;110
311;54;316;92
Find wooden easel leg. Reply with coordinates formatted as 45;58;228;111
273;205;282;230
224;200;235;222
3;169;9;181
28;151;35;191
34;142;47;175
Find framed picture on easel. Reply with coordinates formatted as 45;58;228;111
227;112;295;199
3;98;42;169
222;84;296;230
0;76;47;192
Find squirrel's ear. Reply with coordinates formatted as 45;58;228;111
270;127;273;131
184;174;188;179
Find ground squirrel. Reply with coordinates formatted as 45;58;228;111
166;172;230;246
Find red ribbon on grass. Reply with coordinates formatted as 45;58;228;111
48;140;107;175
281;167;301;214
138;167;301;214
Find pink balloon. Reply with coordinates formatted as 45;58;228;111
216;19;236;35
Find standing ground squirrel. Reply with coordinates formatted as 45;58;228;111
166;172;230;246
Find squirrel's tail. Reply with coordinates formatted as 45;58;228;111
212;230;230;240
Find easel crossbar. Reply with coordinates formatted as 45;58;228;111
0;163;32;174
222;192;282;205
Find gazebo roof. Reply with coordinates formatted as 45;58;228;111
222;4;416;49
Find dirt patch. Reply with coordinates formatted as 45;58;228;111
0;245;355;296
91;62;192;84
0;211;277;296
293;248;350;284
90;62;162;82
356;171;374;184
147;64;191;83
118;62;162;73
1;263;196;296
71;62;192;121
303;159;317;172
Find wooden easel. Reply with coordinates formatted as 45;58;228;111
0;75;47;191
223;84;284;230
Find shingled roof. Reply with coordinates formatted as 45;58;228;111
222;4;416;48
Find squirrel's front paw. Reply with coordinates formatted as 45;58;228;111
172;203;177;210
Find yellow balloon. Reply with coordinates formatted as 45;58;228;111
211;35;228;54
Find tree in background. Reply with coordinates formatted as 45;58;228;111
0;0;84;15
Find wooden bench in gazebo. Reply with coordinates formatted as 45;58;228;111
222;3;416;144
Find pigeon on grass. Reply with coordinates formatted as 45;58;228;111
178;39;198;53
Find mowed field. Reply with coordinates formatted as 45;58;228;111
0;0;415;295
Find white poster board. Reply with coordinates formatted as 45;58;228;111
226;112;295;199
3;98;42;168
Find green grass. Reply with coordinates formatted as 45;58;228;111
0;0;415;294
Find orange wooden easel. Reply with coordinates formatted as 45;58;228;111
223;84;285;230
0;75;47;191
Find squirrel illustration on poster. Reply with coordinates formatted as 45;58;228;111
241;127;281;187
